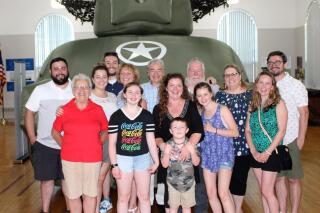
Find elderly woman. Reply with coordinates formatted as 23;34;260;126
153;73;204;211
215;64;252;213
245;71;287;213
52;73;108;213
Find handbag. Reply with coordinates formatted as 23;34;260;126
257;108;292;171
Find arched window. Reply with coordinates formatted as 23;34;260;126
217;10;258;82
35;14;74;76
305;0;320;89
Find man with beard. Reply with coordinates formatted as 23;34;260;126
186;58;219;96
186;57;220;213
25;57;73;213
267;51;309;213
104;52;123;96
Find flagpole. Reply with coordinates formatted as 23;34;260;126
0;43;6;126
1;106;5;126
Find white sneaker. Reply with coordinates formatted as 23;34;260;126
99;199;113;213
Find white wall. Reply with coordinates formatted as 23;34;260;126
0;0;94;35
194;0;297;29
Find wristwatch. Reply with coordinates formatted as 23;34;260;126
111;163;118;169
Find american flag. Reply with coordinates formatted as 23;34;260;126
0;48;6;106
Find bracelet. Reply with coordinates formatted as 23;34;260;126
265;150;272;155
215;128;218;134
111;163;118;169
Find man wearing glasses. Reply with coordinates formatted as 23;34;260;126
267;51;309;213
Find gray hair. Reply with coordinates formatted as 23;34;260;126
147;59;165;70
187;57;206;72
72;73;92;89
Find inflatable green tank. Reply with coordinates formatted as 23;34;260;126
22;0;245;108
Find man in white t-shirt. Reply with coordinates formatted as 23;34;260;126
267;51;309;213
25;57;73;213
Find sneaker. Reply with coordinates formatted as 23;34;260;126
99;199;113;213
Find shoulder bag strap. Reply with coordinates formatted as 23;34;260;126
257;107;278;154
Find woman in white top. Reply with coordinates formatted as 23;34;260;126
91;64;118;213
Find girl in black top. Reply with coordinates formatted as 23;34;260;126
109;82;159;213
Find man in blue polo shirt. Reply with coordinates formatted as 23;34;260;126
104;52;123;96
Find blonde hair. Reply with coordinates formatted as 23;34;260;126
250;71;281;112
118;63;140;83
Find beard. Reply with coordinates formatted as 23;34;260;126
187;77;205;85
270;69;283;77
51;73;69;85
108;72;116;77
108;68;117;77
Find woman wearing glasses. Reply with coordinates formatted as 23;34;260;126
52;74;108;213
215;65;252;213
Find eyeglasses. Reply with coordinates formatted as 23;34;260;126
73;85;90;90
267;60;283;66
224;72;239;78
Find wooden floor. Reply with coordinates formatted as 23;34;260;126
0;123;319;213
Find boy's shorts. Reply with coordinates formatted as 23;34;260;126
167;181;196;208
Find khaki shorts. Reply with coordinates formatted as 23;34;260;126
278;139;304;179
62;160;101;199
167;181;196;208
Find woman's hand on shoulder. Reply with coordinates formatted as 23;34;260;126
56;106;64;117
185;142;196;155
164;144;172;155
178;143;191;162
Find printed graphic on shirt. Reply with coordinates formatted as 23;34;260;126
120;122;143;152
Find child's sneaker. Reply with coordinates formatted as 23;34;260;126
99;199;112;213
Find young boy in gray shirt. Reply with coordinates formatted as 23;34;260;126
161;117;200;213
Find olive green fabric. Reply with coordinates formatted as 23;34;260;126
32;36;245;84
110;0;172;25
21;35;245;126
21;0;246;127
94;0;192;36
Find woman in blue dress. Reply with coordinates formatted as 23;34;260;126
194;82;239;213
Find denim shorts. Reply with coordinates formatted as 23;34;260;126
116;153;152;173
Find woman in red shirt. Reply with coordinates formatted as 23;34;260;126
52;73;108;213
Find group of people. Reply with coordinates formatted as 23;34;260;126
23;50;308;213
